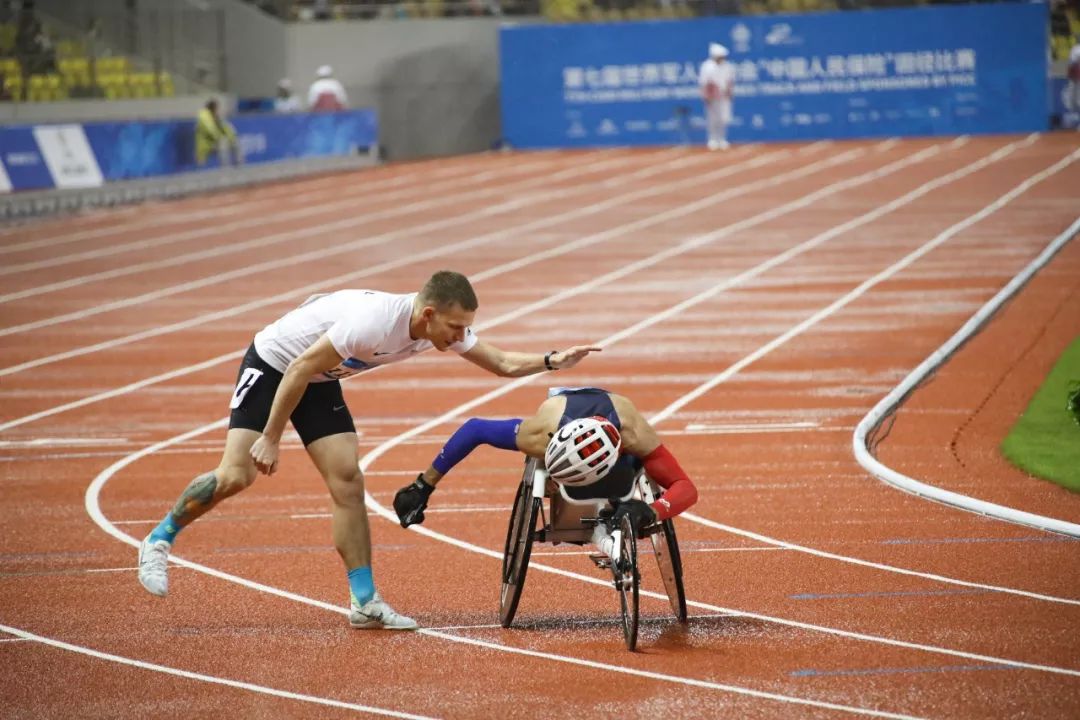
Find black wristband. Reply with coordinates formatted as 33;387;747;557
413;474;435;496
544;351;557;371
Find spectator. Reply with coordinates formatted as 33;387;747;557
195;98;242;167
308;65;348;111
698;42;735;151
274;78;302;112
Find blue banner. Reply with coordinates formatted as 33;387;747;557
83;109;378;180
500;3;1049;148
0;126;54;190
0;109;378;191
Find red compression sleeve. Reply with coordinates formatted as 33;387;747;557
642;444;698;521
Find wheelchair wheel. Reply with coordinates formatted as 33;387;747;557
614;514;640;651
654;518;688;622
636;473;687;622
500;458;541;628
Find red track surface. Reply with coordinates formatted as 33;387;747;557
1;136;1078;719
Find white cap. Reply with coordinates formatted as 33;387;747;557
278;78;291;88
709;43;728;58
316;65;333;78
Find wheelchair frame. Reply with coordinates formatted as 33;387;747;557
499;455;687;651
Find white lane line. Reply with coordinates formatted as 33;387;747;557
0;154;527;255
0;148;610;277
366;492;1080;679
425;629;926;720
0;137;984;438
0;150;663;304
0;624;437;720
0;437;130;448
0;146;821;398
529;547;785;556
646;138;1052;426
684;422;819;434
78;142;1079;715
854;211;1080;537
643;149;1080;604
0;148;721;332
84;424;932;718
1;141;937;430
0;156;488;256
0;148;779;361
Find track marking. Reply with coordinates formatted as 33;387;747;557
0;145;846;408
0;624;437;720
0;149;620;276
684;421;819;433
853;207;1080;536
84;427;934;717
0;147;787;360
0;150;672;305
76;140;1080;716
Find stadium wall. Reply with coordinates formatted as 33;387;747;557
500;3;1051;148
284;18;507;159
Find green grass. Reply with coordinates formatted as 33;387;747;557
1001;337;1080;492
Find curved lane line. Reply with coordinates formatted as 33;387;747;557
85;424;934;718
853;215;1080;537
0;623;437;720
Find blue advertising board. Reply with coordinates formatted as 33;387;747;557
83;109;378;180
499;3;1049;148
0;109;378;191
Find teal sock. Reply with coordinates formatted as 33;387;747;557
148;513;181;544
348;566;375;606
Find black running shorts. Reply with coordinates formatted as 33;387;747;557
228;343;356;446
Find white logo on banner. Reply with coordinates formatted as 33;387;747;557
32;124;104;189
765;23;803;47
731;23;751;53
0;160;11;193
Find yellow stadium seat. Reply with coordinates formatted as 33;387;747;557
55;38;86;58
3;74;22;101
156;71;174;97
96;56;130;75
27;74;48;102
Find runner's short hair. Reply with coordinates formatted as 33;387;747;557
419;271;479;312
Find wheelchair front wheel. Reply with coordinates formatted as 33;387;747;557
500;459;541;628
614;514;640;651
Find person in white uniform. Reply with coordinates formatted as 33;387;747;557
699;42;735;151
137;271;599;630
307;64;348;111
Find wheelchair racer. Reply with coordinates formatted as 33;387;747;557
393;387;699;543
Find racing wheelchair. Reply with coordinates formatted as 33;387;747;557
499;454;687;651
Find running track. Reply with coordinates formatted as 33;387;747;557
1;135;1078;719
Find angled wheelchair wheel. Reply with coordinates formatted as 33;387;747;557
614;514;640;651
500;457;541;628
637;473;687;622
655;518;688;622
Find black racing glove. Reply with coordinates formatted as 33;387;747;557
394;474;436;528
611;499;657;537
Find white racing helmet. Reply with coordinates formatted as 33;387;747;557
545;416;621;487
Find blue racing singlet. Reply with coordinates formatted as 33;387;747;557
549;387;639;502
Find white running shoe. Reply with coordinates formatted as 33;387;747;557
349;592;418;631
707;139;721;151
138;535;171;597
718;140;731;150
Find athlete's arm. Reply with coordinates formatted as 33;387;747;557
249;335;344;475
462;339;601;377
612;395;698;522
